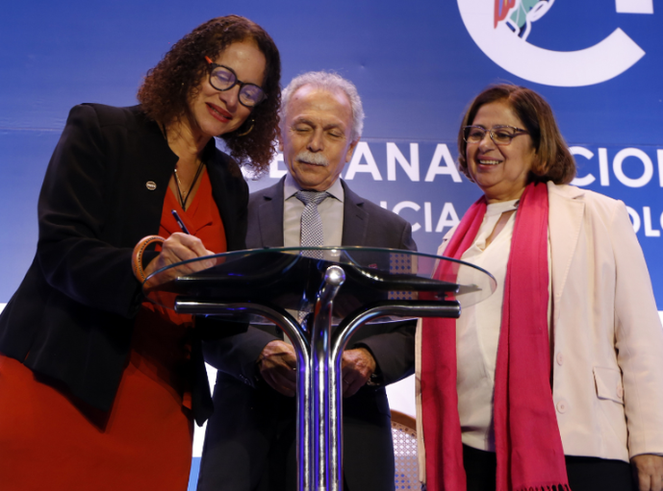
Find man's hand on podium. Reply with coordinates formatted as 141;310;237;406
258;340;297;397
341;348;377;398
257;342;377;399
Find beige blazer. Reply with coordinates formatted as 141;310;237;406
415;182;663;482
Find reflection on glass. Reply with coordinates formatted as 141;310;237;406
143;247;496;326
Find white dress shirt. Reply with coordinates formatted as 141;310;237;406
456;199;552;451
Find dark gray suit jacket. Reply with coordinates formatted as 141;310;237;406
198;177;416;491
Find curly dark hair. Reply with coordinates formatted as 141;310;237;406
457;83;576;185
137;15;281;174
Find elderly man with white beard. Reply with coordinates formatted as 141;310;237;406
197;71;417;491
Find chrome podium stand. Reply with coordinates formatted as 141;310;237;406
145;246;496;491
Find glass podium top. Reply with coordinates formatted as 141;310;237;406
144;246;496;322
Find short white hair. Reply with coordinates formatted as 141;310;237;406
280;71;364;142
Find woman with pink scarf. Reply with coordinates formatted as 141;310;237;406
416;84;663;491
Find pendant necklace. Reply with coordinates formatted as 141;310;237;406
173;159;205;210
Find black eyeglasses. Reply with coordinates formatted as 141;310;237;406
205;56;266;108
463;125;529;146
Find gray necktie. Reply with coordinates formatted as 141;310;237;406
294;190;330;323
296;190;329;251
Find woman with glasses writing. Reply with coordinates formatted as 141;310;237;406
416;84;663;491
0;15;280;490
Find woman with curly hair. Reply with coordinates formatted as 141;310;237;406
0;15;281;491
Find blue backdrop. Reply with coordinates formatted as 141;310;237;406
1;1;661;307
0;0;661;488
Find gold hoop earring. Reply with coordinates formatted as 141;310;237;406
236;118;255;137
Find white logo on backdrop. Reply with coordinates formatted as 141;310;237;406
458;0;654;87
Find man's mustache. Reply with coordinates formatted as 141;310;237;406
296;151;329;167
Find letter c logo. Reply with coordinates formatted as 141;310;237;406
458;0;649;87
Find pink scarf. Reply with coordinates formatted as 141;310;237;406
420;182;569;491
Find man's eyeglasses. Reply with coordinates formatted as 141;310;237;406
205;56;266;108
463;125;529;146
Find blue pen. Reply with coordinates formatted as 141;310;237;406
171;209;190;234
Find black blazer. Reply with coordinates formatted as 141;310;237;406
0;104;248;419
198;177;416;491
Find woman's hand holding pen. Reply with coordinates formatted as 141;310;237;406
144;232;216;279
140;210;216;290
